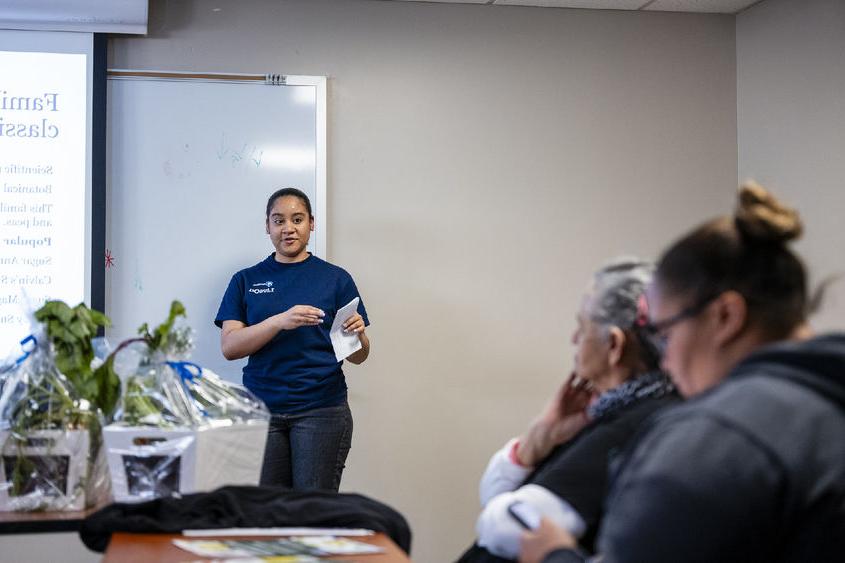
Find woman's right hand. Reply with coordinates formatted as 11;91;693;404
275;305;325;330
518;518;578;563
221;307;323;360
516;374;594;466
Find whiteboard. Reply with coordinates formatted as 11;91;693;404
106;72;326;381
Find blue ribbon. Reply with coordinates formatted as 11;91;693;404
165;361;202;382
165;361;209;418
15;334;37;366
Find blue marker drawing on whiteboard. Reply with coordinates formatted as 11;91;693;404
216;132;228;159
251;146;263;167
216;133;263;170
230;143;247;167
133;260;143;292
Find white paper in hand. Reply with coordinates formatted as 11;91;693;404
330;297;362;362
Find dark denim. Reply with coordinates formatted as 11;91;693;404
259;402;353;492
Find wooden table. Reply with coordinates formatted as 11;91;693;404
103;531;413;562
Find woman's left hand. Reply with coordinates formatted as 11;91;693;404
343;313;366;334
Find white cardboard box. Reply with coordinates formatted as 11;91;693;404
0;429;90;511
103;420;268;503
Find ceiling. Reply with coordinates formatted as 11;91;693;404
388;0;764;15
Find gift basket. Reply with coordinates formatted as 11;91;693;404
101;301;269;502
0;302;116;511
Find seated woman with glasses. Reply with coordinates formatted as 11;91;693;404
457;258;678;562
518;182;845;563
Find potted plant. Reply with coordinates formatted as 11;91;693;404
102;301;269;502
0;301;116;511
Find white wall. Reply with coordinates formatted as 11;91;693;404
109;1;737;560
737;0;845;330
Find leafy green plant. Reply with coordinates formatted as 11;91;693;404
0;301;115;507
138;300;188;355
7;369;90;431
4;318;100;505
112;300;190;427
121;371;167;426
34;301;119;418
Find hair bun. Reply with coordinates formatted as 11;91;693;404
735;180;803;244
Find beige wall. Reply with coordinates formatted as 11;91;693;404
0;533;98;563
110;1;737;560
737;0;845;331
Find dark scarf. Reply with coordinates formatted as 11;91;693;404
587;370;675;421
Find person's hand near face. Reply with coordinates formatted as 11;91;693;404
517;373;594;467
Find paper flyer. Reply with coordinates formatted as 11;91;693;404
330;297;362;362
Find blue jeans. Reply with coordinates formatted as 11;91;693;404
259;402;353;492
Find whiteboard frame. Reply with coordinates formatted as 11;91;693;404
106;70;327;258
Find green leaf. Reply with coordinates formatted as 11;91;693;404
75;304;92;325
89;309;111;328
123;375;163;424
35;300;72;325
138;300;187;353
55;302;73;324
47;320;70;342
68;319;89;340
93;356;121;419
54;355;76;376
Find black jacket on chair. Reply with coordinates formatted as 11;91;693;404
80;485;411;554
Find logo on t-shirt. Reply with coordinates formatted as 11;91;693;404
249;281;274;294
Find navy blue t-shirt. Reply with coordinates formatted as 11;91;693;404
215;253;369;414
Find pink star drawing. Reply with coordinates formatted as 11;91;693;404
105;249;115;269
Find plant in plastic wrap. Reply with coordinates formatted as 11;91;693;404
105;301;196;428
0;301;114;511
103;301;269;503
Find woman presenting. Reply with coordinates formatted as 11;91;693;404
215;187;370;491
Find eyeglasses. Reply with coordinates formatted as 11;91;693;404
642;294;718;351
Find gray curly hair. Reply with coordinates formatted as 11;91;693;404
586;256;661;370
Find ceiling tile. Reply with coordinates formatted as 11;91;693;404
386;0;766;12
390;0;491;4
643;0;761;13
494;0;647;8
